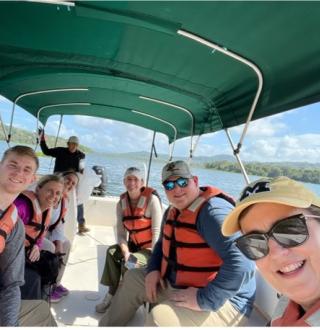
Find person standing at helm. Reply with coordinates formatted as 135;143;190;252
222;176;320;326
39;129;85;173
96;167;162;314
38;129;89;233
99;160;256;327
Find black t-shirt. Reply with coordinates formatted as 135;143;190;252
40;140;85;172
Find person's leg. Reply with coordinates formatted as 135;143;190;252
40;239;63;303
20;266;42;300
77;204;90;233
145;298;247;327
99;268;147;326
41;238;55;253
99;244;123;293
54;239;71;297
56;239;71;285
19;300;57;326
96;244;123;313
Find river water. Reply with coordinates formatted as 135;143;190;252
1;141;320;204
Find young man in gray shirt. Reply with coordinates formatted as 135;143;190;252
0;145;56;326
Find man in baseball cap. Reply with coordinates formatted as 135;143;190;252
222;176;320;326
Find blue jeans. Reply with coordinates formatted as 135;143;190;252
77;204;85;225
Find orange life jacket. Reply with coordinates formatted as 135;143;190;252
272;295;320;326
121;187;159;249
48;194;68;232
21;191;52;248
0;204;19;254
160;186;235;288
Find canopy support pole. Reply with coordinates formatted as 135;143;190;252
8;88;88;144
48;114;64;172
188;135;201;164
131;110;177;160
225;129;250;184
0;112;9;146
146;131;157;187
177;29;263;156
139;96;195;159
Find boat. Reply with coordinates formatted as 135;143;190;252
1;0;320;326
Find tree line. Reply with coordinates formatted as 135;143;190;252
0;125;92;153
205;161;320;184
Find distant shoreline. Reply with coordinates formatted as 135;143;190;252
205;161;320;185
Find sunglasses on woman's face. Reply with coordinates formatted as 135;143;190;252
235;213;320;260
163;177;189;191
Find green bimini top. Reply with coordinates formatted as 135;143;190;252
0;1;320;143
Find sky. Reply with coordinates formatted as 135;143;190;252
0;95;319;163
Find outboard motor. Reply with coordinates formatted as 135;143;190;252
92;165;107;197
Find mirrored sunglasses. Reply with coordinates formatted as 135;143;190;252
163;177;189;191
235;213;320;260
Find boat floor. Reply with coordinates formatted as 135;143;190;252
50;225;268;327
50;225;145;327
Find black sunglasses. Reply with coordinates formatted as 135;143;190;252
163;177;189;191
235;213;320;261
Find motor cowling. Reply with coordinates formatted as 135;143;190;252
91;165;107;197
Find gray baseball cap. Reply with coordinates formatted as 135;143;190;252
162;160;193;183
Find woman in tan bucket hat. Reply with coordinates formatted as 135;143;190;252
222;176;320;326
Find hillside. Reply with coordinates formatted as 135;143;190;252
95;151;235;164
0;125;92;153
205;160;320;184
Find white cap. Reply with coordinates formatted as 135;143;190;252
124;167;143;180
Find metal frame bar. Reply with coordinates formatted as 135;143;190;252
26;0;75;7
146;131;156;187
36;102;91;132
48;114;64;171
139;95;195;159
0;112;9;146
225;128;250;184
132;110;177;160
177;29;263;159
8;88;88;142
188;134;201;164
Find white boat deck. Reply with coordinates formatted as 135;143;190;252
50;225;145;327
50;223;272;327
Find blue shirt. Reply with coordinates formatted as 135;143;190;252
147;196;256;317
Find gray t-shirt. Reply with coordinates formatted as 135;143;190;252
0;218;25;326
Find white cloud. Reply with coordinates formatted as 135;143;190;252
231;114;287;138
241;133;320;163
45;120;77;139
35;111;320;163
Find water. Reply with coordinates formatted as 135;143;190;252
1;141;320;204
40;149;320;205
